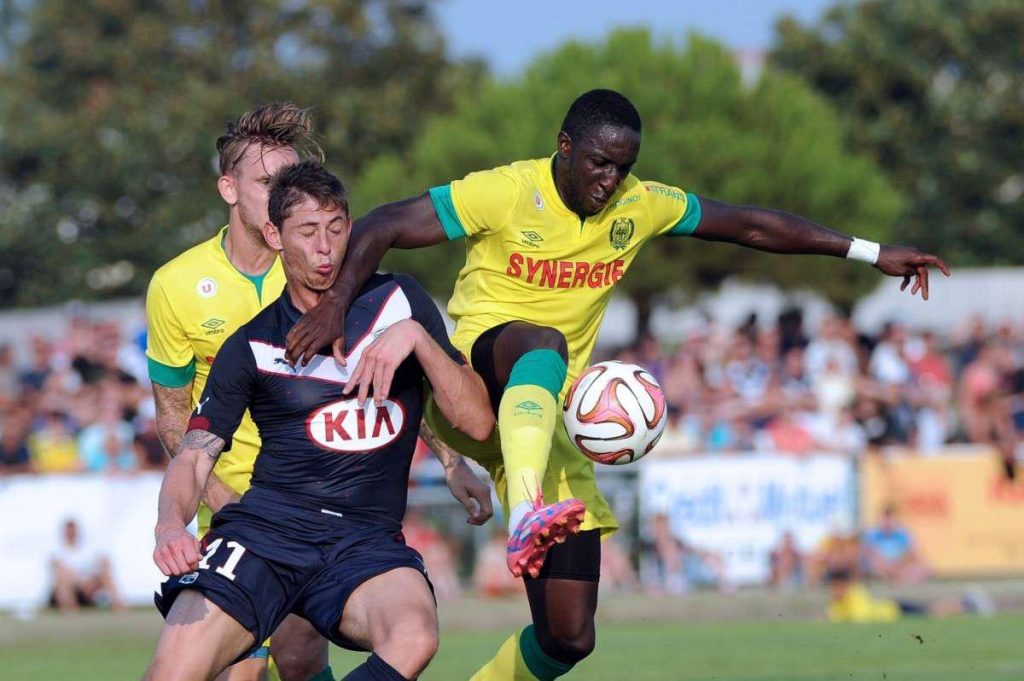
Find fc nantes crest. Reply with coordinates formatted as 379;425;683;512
609;218;635;250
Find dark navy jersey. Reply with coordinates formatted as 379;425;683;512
186;273;463;527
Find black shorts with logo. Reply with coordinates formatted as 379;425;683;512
155;487;431;660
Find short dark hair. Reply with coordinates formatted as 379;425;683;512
560;89;642;141
216;102;319;175
268;160;349;228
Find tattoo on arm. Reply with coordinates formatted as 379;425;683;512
152;383;192;458
420;417;462;471
180;429;226;461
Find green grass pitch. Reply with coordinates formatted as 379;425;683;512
3;608;1023;680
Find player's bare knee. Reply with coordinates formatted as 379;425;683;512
379;618;438;674
271;651;320;681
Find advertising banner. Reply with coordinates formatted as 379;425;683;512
639;455;856;584
860;452;1024;576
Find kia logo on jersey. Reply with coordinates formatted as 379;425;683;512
305;398;406;453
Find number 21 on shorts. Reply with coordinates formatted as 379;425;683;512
197;537;247;581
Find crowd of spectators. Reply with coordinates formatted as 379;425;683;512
604;310;1024;466
0;318;164;476
2;307;1022;476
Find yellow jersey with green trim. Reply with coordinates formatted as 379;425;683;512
429;156;700;393
145;227;285;498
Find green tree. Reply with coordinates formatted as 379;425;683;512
0;0;480;307
356;29;904;334
771;0;1024;266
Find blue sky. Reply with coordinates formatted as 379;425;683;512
434;0;837;76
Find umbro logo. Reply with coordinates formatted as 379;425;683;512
201;318;226;336
520;231;543;249
513;400;544;418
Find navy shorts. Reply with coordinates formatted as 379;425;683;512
155;487;431;660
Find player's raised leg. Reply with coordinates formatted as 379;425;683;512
144;591;257;681
336;568;439;680
486;322;585;578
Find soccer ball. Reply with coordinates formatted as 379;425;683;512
563;361;667;465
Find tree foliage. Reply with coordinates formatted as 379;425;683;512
356;29;904;330
771;0;1024;266
0;0;480;306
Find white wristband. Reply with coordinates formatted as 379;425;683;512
846;237;880;265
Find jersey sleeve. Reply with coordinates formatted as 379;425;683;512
145;273;196;388
644;182;703;238
394;274;465;365
428;166;520;240
185;329;255;452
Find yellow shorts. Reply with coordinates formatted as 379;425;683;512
424;393;618;536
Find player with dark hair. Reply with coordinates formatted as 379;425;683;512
146;101;326;681
284;88;950;680
146;105;490;681
144;161;494;681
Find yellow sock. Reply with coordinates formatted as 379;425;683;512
499;350;567;530
471;627;573;681
500;383;558;521
470;633;535;681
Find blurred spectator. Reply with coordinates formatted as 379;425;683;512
0;344;17;408
807;520;861;585
769;531;805;591
862;505;930;585
78;399;137;473
654;404;701;456
0;404;34;474
50;518;123;612
473;528;524;598
804;315;858;381
643;512;732;595
599;535;638;594
959;341;1018;476
19;336;55;393
29;411;81;473
825;567;994;623
402;511;461;601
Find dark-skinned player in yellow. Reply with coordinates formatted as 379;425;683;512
285;89;950;681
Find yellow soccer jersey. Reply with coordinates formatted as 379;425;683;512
429;156;701;393
828;583;901;623
145;227;285;499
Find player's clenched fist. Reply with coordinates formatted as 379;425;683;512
154;526;201;576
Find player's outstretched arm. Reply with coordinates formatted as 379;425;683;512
285;193;448;366
153;429;225;576
692;197;951;300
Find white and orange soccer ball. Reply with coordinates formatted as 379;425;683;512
562;361;667;465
